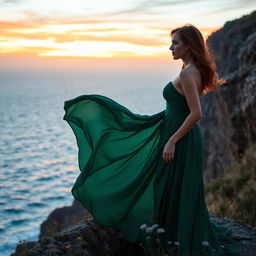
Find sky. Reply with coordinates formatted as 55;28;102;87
0;0;255;72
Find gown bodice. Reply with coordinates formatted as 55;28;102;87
163;81;190;120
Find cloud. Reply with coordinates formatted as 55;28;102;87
0;19;166;45
100;0;204;17
0;0;23;3
190;2;254;18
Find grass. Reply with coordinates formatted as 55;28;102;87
205;143;256;226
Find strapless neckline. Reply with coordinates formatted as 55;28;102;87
170;81;185;97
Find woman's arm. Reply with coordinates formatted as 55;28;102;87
162;69;202;163
169;69;202;144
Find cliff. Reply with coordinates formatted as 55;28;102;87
199;10;256;181
39;199;86;239
11;214;256;256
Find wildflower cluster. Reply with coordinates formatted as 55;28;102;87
139;223;180;256
139;223;216;256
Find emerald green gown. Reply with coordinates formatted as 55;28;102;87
63;81;240;256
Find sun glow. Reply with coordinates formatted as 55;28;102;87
0;21;216;58
0;0;254;72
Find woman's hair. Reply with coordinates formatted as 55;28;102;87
170;24;225;94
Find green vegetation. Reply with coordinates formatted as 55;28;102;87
205;143;256;226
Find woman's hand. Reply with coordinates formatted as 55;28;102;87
162;139;176;164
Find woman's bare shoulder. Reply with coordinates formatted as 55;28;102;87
180;65;200;79
179;65;203;94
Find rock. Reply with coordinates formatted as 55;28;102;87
11;216;256;256
206;10;256;76
11;218;144;256
39;199;86;238
199;10;256;181
209;215;256;256
12;241;38;256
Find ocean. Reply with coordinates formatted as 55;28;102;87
0;69;173;255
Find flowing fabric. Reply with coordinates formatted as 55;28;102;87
63;81;240;256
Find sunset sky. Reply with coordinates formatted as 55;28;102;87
0;0;255;72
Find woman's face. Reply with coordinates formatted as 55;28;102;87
169;32;188;59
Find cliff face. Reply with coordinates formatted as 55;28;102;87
39;199;86;238
199;10;256;181
206;10;256;76
11;205;145;256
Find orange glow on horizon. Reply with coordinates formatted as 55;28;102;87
0;20;219;59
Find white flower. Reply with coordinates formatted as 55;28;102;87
151;224;159;230
220;245;225;248
140;224;148;230
174;241;180;246
202;241;209;246
156;228;165;233
146;236;151;239
167;241;173;245
146;227;153;233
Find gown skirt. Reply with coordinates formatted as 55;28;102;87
63;81;240;256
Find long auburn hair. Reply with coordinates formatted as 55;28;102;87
170;24;225;94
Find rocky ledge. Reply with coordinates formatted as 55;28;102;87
12;213;256;256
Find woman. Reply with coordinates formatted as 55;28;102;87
63;24;240;256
